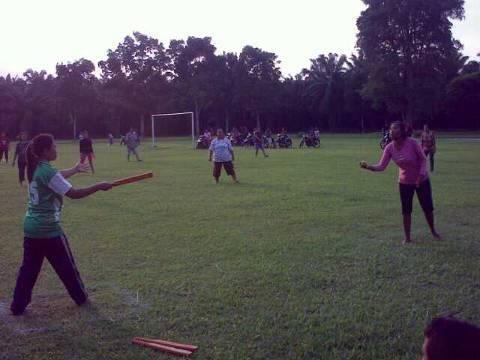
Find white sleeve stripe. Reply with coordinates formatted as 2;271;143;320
48;173;72;196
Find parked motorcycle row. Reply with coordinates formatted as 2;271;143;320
198;128;391;150
196;131;319;150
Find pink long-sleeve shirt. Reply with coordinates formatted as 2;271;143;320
370;138;428;184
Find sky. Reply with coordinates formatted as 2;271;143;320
0;0;478;77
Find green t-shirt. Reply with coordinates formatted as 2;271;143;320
24;161;72;238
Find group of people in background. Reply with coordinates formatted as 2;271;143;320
77;128;142;164
228;127;294;148
0;128;143;187
198;126;322;151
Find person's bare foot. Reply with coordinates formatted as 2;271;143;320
402;239;412;245
432;232;442;240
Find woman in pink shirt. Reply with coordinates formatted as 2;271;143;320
360;121;441;244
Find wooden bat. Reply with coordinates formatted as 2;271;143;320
132;338;192;356
112;172;153;187
133;337;198;352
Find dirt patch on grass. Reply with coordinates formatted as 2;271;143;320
0;284;151;335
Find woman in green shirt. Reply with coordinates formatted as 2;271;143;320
11;134;113;315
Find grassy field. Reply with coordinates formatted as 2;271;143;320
0;134;479;359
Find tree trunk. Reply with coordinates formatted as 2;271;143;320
70;111;76;141
140;114;145;137
20;112;29;134
360;109;365;133
194;100;200;136
225;109;230;132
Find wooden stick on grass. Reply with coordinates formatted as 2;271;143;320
133;337;198;352
132;338;192;357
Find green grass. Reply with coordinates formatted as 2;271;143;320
0;134;479;359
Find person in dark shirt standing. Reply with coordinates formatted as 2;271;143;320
254;129;268;158
79;130;95;174
12;132;30;185
125;128;142;162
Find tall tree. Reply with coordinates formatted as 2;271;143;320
56;59;96;139
237;45;282;129
303;53;348;130
357;0;465;126
98;32;169;135
344;52;370;131
0;75;26;135
167;37;218;134
443;72;480;129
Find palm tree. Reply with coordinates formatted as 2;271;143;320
303;53;348;130
344;52;369;132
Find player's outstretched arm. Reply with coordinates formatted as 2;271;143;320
60;162;90;179
66;182;112;199
361;146;392;172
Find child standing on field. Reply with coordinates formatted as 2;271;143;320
254;129;268;157
125;128;142;162
79;130;95;174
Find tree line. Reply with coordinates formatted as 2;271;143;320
0;0;479;138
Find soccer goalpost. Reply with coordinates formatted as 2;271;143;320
151;112;195;149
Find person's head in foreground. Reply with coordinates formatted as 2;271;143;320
423;317;480;360
389;121;407;141
26;134;56;182
83;130;89;138
216;129;225;139
423;124;430;132
20;132;28;141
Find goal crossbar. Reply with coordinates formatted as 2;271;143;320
151;112;195;149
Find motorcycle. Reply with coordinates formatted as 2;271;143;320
380;131;391;149
228;133;246;146
196;135;210;149
243;133;255;146
263;135;276;148
299;134;320;148
276;134;292;148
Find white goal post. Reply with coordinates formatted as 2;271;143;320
151;112;195;149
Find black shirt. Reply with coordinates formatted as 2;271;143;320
15;141;29;163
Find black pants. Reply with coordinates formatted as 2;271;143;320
11;234;88;314
399;179;434;215
430;153;434;172
18;161;26;183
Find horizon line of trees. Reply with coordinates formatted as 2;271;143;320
1;0;479;139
